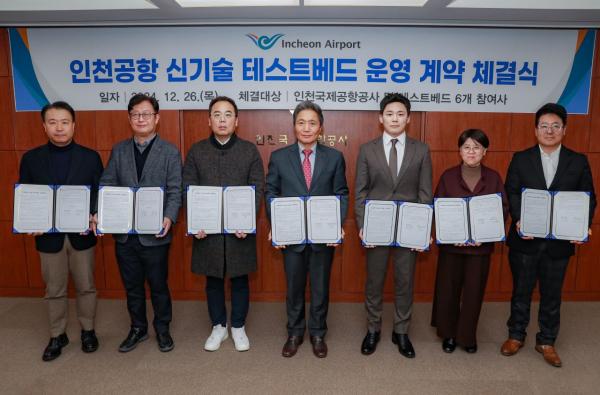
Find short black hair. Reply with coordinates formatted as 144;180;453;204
458;128;489;149
209;96;238;117
41;101;75;122
128;94;159;113
379;93;411;115
535;103;567;127
293;101;324;126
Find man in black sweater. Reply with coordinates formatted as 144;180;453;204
18;101;104;361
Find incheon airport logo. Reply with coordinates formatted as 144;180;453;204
246;33;285;50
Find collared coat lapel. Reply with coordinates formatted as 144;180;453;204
140;137;163;184
310;144;326;192
549;147;572;190
370;137;394;186
395;137;415;188
528;147;547;188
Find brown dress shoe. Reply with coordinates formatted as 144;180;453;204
282;336;303;358
535;344;562;367
500;339;524;356
310;336;328;358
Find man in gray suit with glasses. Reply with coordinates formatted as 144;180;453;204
95;94;182;354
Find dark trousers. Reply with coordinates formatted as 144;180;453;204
430;252;490;347
507;248;570;345
206;275;249;328
283;245;334;337
115;236;172;334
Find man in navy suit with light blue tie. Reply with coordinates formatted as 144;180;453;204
265;101;349;358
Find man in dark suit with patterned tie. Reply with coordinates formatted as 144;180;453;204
265;101;349;358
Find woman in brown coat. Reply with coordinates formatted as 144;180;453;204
431;129;508;353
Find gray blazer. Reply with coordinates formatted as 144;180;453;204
100;135;182;246
354;135;432;229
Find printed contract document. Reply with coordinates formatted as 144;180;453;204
270;197;306;245
134;187;164;234
223;186;256;234
54;185;91;233
13;184;55;233
520;189;590;241
396;202;433;250
97;186;134;234
306;195;342;244
362;200;432;249
435;198;470;244
519;189;553;238
187;186;223;235
468;194;505;242
187;186;256;235
435;194;505;244
13;184;90;233
552;191;590;241
362;200;398;246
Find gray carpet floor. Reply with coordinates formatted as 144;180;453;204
0;298;599;395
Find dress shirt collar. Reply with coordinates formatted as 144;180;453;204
298;141;317;155
383;131;406;146
539;144;561;159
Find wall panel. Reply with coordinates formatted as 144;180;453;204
1;30;599;302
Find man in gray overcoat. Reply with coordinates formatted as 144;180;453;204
183;96;264;352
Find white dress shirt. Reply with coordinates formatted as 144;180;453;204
383;131;406;176
539;145;561;188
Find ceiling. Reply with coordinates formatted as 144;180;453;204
1;0;600;28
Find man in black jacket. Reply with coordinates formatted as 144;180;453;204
501;103;596;367
18;101;103;362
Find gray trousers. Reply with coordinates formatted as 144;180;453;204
39;237;97;337
365;247;416;334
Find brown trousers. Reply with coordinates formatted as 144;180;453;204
431;251;490;347
39;237;96;337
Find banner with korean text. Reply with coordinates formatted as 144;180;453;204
8;27;595;113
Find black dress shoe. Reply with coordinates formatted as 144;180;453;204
157;332;174;352
442;338;456;353
282;336;303;358
310;336;328;358
42;333;69;362
464;344;478;353
118;327;148;353
81;329;99;353
392;333;415;358
361;331;381;355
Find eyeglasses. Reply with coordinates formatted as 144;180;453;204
460;145;483;153
129;112;156;120
537;123;564;133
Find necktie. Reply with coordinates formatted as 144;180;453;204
389;138;398;182
302;149;313;189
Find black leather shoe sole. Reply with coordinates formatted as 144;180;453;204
392;333;415;359
158;335;174;352
442;338;456;353
464;344;478;353
361;332;380;355
118;333;149;353
82;342;99;353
